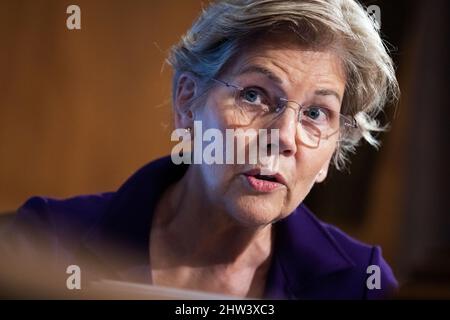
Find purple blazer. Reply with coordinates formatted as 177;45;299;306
1;156;397;299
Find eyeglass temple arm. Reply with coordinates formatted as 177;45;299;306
345;117;358;128
211;78;243;90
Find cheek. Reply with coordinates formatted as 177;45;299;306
200;164;229;190
296;150;329;178
192;98;245;196
290;145;335;196
201;93;248;129
195;105;232;138
298;131;337;171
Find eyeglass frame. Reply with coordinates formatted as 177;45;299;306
211;77;358;143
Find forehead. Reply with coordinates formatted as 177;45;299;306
224;36;346;96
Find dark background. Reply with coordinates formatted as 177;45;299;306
306;0;450;298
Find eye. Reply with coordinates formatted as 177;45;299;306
243;89;260;103
237;87;274;113
240;87;268;105
303;106;329;122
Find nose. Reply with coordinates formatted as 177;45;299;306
267;105;298;157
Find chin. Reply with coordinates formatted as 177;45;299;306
225;194;285;227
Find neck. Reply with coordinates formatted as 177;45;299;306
154;165;274;268
150;165;274;297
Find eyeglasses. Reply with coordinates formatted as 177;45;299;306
212;78;357;148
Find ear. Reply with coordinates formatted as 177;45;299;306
173;72;199;129
315;160;330;183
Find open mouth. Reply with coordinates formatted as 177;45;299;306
242;169;286;192
252;174;279;183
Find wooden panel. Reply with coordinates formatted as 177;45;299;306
0;0;202;211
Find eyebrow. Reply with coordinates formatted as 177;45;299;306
314;89;342;104
236;65;284;85
236;64;342;103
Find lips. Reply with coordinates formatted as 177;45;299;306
242;169;286;193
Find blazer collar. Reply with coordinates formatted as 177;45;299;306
264;205;355;298
82;156;355;296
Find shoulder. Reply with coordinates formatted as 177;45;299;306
319;219;398;299
279;205;398;299
0;194;115;294
16;193;113;231
1;193;114;257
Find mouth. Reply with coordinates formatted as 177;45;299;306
242;169;287;193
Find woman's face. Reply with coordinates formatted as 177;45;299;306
185;37;346;227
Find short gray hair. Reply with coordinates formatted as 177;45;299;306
167;0;400;170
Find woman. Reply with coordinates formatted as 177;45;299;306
1;0;399;299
